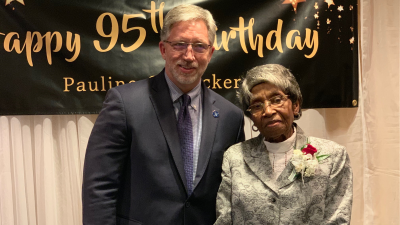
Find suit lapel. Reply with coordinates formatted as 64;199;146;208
243;135;279;193
276;124;309;189
193;85;219;189
293;124;308;150
275;161;296;189
149;72;188;191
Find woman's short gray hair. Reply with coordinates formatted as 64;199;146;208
238;64;303;119
160;4;217;45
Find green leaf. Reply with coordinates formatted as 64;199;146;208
316;154;330;161
288;169;298;182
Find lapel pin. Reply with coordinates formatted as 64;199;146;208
212;110;219;118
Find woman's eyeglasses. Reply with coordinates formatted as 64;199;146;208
247;95;290;115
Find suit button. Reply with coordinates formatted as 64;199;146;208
185;202;190;208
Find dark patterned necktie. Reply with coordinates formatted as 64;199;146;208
177;94;193;195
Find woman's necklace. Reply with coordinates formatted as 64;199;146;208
272;152;288;172
266;127;297;173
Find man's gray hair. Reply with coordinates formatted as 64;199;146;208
238;64;303;119
160;4;217;45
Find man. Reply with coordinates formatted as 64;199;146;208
82;4;245;225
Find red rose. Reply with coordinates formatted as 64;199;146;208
302;144;317;156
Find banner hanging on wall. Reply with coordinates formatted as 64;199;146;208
0;0;358;115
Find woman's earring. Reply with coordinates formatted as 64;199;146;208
252;124;259;132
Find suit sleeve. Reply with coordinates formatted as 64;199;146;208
324;147;353;224
82;88;130;225
215;150;233;225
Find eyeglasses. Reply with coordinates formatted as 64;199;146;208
163;41;211;53
246;95;290;115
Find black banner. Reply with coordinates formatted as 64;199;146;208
0;0;358;115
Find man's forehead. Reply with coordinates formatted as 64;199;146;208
168;19;209;42
172;18;206;26
170;19;208;31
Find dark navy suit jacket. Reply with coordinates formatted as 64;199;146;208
82;70;245;225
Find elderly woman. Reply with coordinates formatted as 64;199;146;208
215;64;353;224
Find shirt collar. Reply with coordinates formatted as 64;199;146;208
164;71;202;109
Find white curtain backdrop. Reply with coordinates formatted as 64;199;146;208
1;0;399;224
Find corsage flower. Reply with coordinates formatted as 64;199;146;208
289;142;330;182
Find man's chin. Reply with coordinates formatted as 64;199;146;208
174;72;200;85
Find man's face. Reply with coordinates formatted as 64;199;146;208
159;19;215;93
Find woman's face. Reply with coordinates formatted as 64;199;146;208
250;82;299;143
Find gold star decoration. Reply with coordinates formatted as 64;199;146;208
349;37;354;44
325;0;335;8
282;0;307;13
338;5;344;11
349;5;354;10
5;0;25;6
314;2;319;9
327;18;331;24
350;26;354;32
314;14;319;19
338;15;342;18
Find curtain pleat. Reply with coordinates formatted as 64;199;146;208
0;115;96;225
